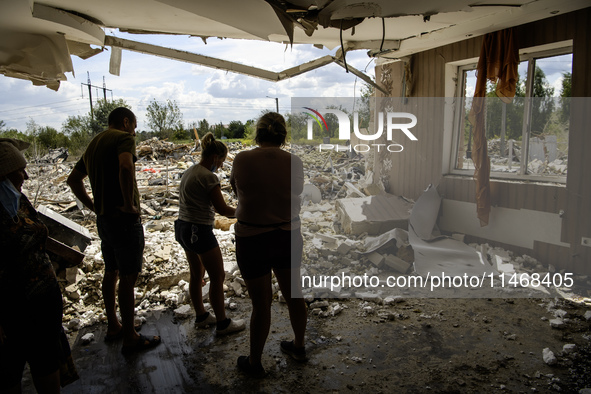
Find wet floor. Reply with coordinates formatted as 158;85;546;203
20;298;591;393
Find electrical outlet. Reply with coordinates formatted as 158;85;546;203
582;237;591;247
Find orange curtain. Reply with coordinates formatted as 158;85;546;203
469;28;518;226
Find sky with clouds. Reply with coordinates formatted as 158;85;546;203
0;31;376;133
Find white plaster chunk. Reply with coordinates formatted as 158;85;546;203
173;304;192;319
336;194;413;235
543;348;557;365
309;300;329;309
383;295;404;305
65;284;80;300
331;303;344;316
549;318;565;329
81;333;94;344
495;255;514;274
562;344;576;354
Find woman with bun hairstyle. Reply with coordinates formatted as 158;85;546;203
175;132;245;335
231;112;307;378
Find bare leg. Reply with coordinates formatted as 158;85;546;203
274;268;307;348
102;270;122;336
186;249;207;316
32;369;60;394
242;274;272;365
119;272;140;345
198;246;227;322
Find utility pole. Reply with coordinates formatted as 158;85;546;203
81;73;113;119
86;72;93;119
267;96;279;112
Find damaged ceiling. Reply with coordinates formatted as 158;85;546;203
1;0;589;90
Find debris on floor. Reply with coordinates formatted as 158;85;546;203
15;138;591;392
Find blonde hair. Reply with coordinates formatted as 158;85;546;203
201;132;228;159
255;112;287;146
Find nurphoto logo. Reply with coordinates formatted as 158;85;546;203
301;106;418;153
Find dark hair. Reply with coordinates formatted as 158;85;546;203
255;112;287;146
201;132;228;159
108;107;136;129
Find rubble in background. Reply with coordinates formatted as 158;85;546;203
463;137;568;176
36;147;68;164
19;139;590;334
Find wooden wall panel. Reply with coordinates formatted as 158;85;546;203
378;8;591;272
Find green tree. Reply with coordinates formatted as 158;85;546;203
196;119;210;138
62;115;91;154
37;126;69;149
357;81;375;129
90;98;130;135
530;66;555;135
0;128;29;141
171;128;188;141
212;122;227;139
227;120;245;139
286;112;308;141
146;99;184;140
559;71;572;122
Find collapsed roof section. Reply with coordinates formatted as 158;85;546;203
0;0;589;90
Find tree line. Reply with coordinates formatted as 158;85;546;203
0;98;251;158
0;81;377;159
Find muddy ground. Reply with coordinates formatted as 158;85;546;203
22;292;591;393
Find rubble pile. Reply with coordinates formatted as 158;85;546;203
463;138;568;176
18;139;590;334
137;138;195;160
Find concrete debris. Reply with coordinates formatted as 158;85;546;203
383;296;404;305
17;138;589;336
562;344;576;354
137;138;194;160
80;333;94;345
336;194;413;235
585;311;591;321
37;147;68;164
549;318;565;329
543;348;557;365
173;304;192;319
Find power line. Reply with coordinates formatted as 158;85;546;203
0;98;85;114
1;102;90;122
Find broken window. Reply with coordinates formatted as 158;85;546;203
452;47;572;182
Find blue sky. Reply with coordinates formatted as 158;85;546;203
0;31;376;133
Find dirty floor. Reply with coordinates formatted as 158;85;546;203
21;296;591;393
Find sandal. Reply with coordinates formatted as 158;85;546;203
121;334;161;354
237;356;266;379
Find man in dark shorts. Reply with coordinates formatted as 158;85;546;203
67;107;160;354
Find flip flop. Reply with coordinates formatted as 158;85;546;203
121;334;161;355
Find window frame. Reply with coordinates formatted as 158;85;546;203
448;43;573;184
